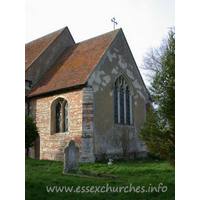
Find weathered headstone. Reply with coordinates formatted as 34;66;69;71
63;140;79;174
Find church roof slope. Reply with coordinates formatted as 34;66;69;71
25;27;66;70
28;28;120;97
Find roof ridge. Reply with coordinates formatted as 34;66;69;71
27;28;122;97
25;26;67;45
76;28;121;45
25;27;70;71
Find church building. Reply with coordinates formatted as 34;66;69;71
25;26;151;162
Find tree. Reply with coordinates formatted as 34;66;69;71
25;113;39;157
141;36;168;82
117;126;131;160
140;28;175;166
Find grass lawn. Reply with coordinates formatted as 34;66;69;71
25;158;175;200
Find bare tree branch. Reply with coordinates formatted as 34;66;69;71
140;36;168;85
117;126;131;159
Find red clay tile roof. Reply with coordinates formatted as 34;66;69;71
25;27;65;70
28;29;120;97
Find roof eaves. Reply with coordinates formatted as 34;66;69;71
27;83;86;98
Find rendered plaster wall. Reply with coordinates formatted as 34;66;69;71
87;30;149;156
28;88;83;161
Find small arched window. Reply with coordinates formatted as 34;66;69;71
114;75;132;125
51;98;68;134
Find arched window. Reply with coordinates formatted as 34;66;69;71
114;75;132;125
51;98;69;134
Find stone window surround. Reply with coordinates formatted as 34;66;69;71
50;96;69;135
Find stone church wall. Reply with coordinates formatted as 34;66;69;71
87;29;150;157
28;88;83;161
26;29;151;162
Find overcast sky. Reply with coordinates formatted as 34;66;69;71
25;0;175;83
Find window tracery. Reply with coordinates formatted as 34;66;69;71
114;76;132;125
51;98;68;134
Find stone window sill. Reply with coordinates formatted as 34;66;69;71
50;132;69;136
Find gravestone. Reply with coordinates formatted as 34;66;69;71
63;140;79;174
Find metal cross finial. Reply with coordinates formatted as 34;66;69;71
111;17;118;30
